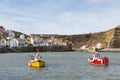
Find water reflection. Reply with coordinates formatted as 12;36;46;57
91;65;109;69
29;67;42;72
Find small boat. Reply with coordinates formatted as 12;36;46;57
28;52;45;68
88;55;109;66
88;48;109;66
28;60;45;68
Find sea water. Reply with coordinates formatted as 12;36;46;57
0;51;120;80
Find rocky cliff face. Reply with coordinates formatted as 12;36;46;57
69;25;120;50
104;29;114;48
110;25;120;48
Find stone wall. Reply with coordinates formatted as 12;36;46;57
0;45;73;53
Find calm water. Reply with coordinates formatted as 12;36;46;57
0;51;120;80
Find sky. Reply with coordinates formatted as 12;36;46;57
0;0;120;35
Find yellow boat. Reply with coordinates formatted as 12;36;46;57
28;60;45;68
28;52;45;68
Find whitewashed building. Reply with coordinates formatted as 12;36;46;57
20;34;25;40
0;39;7;48
96;42;102;49
81;44;87;49
18;34;28;47
9;38;19;48
18;38;28;47
8;30;15;39
30;36;44;46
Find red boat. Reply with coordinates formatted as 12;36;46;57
88;54;109;65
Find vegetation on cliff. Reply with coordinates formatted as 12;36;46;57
67;25;120;50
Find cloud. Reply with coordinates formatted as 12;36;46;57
47;9;120;34
0;0;120;35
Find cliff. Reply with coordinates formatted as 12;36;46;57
67;25;120;50
110;26;120;48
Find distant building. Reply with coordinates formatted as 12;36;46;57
20;34;25;40
9;38;19;48
96;42;102;49
18;38;28;47
0;38;6;48
33;36;41;46
8;30;15;39
81;44;87;49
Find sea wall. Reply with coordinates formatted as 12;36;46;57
0;46;73;53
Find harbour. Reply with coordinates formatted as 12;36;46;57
0;51;120;80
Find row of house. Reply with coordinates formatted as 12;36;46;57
0;26;72;48
0;35;28;48
29;35;71;47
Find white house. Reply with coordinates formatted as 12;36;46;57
0;38;7;48
81;44;87;49
32;36;43;46
8;30;15;39
96;42;102;49
39;41;49;46
20;34;25;40
18;38;28;47
9;38;19;48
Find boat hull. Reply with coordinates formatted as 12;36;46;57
88;57;109;66
28;60;45;68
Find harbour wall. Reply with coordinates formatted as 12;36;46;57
0;46;73;53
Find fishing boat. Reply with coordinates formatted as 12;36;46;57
28;59;45;68
88;56;109;65
28;52;45;68
88;48;109;66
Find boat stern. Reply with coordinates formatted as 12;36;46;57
102;57;109;65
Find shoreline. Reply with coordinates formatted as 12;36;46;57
74;48;120;52
74;48;95;53
0;46;73;53
100;48;120;52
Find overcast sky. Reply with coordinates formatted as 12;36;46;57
0;0;120;35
